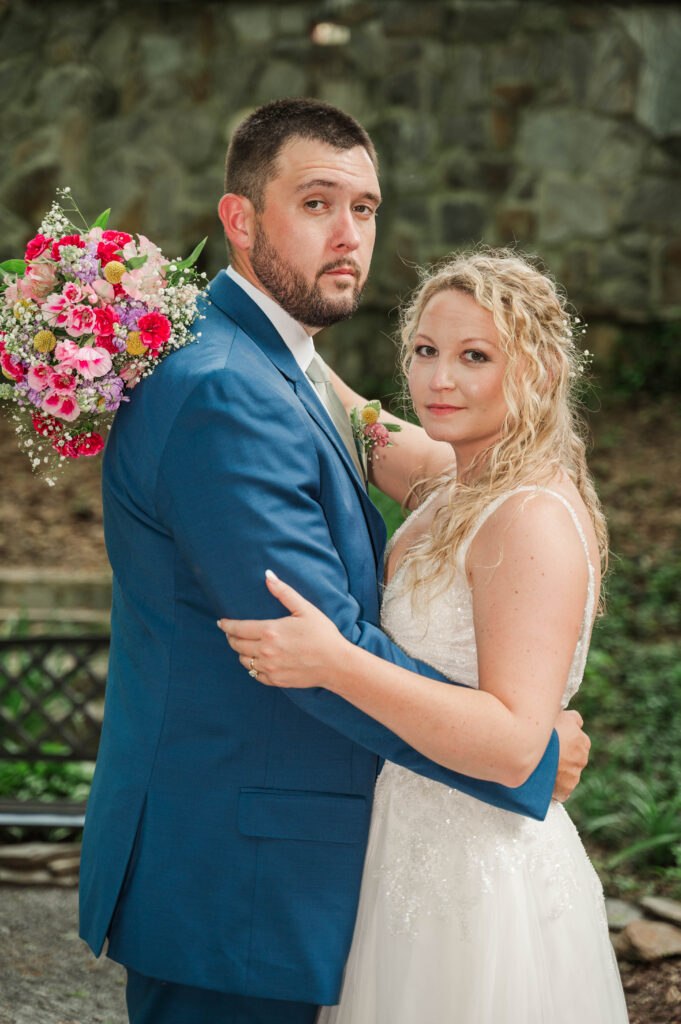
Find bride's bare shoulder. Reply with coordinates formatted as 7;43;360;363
466;477;597;588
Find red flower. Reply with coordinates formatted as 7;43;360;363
76;432;104;456
52;436;78;458
32;413;61;439
25;234;54;262
50;430;104;459
51;234;85;261
102;230;133;248
138;311;171;354
96;240;121;266
93;305;120;347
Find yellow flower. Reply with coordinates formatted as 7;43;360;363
361;406;379;424
126;330;146;355
103;261;126;284
33;329;57;353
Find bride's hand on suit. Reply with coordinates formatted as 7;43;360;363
218;571;590;802
218;570;347;689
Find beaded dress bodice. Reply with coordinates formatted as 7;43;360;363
371;486;601;938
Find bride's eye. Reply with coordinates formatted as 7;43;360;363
463;349;488;363
414;344;437;358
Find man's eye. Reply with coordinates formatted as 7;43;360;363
304;200;326;211
354;204;376;217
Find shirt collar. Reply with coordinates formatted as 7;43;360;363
226;265;315;373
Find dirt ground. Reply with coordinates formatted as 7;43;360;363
0;886;680;1024
0;887;126;1024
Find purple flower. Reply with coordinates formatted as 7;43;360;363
26;387;44;406
117;299;147;330
95;373;125;411
71;248;100;285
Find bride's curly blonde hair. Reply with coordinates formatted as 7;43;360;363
397;248;608;607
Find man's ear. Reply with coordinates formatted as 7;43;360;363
218;194;255;252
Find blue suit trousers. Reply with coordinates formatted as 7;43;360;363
126;968;319;1024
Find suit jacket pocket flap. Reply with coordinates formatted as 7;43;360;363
238;787;368;844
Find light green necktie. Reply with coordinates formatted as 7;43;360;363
306;353;365;481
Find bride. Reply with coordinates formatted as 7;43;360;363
219;250;629;1022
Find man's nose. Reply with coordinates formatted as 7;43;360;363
331;208;361;251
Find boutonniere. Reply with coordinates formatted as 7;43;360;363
349;400;401;464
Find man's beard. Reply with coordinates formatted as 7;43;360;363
250;222;365;328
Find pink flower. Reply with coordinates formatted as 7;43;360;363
54;339;80;368
364;422;390;448
72;344;112;380
62;282;84;304
43;389;81;421
4;281;21;304
48;368;77;392
25;234;54;262
1;350;25;382
120;361;144;388
91;278;115;304
51;234;85;261
27;363;52;391
138;311;171;354
43;293;71;329
20;261;58;300
65;303;96;338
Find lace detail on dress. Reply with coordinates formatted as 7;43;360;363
371;767;607;940
374;485;601;939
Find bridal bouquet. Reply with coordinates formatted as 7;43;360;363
0;189;206;482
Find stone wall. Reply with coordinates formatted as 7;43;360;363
1;0;680;384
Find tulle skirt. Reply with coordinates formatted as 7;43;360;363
318;765;628;1024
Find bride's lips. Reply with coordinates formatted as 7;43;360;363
426;404;464;415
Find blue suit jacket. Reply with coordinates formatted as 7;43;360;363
79;271;559;1004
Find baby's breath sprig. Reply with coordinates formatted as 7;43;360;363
563;314;593;379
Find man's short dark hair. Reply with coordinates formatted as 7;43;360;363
224;98;378;212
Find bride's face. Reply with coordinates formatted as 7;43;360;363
408;288;509;471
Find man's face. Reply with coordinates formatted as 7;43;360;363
249;138;381;331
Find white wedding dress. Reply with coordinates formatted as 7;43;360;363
319;487;628;1023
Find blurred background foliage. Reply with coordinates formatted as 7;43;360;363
0;0;680;892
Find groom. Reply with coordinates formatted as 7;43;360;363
79;98;589;1023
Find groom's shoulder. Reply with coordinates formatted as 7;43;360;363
146;283;266;397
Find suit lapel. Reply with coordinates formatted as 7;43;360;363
206;271;387;567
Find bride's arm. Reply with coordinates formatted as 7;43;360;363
219;493;592;788
328;367;454;509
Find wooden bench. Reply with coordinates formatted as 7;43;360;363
0;634;109;830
